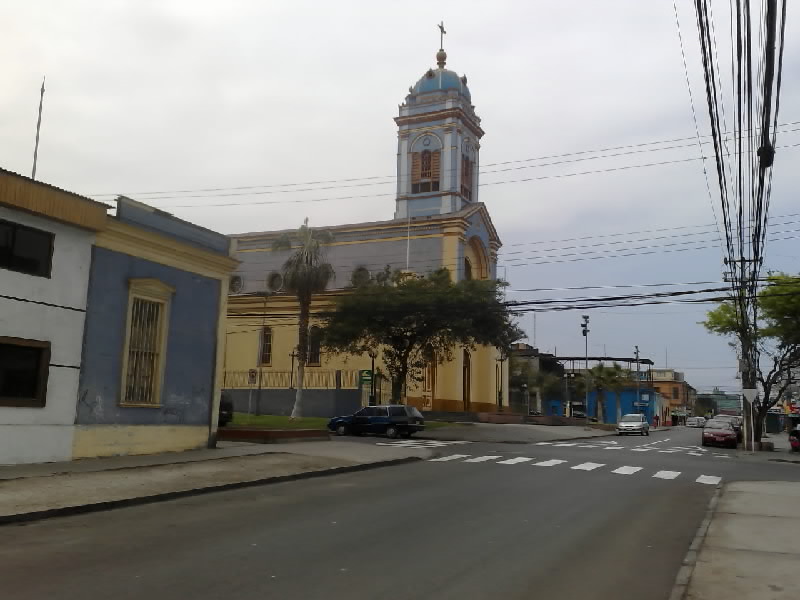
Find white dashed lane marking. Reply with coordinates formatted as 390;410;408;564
535;442;553;445
497;457;534;465
463;455;501;463
603;446;624;450
426;455;721;485
696;475;722;485
428;454;471;462
571;462;605;471
553;443;577;447
612;466;643;475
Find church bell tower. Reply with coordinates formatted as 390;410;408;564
394;28;484;219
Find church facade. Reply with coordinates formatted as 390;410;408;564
223;45;508;416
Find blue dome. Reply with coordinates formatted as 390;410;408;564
412;68;471;102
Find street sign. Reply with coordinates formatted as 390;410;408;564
248;369;257;385
634;401;649;407
742;388;759;402
359;370;373;386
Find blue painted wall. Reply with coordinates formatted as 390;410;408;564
586;388;657;424
117;199;230;254
77;247;221;426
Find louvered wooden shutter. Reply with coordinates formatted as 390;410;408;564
411;152;421;183
431;151;441;180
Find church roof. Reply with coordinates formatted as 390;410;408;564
232;202;499;247
412;67;471;102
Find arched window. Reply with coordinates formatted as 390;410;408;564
464;257;473;281
307;326;322;366
461;155;474;201
259;327;272;365
411;149;441;194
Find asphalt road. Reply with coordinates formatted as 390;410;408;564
3;427;799;600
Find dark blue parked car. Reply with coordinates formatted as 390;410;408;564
328;405;425;438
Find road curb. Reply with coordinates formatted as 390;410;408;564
667;484;722;600
0;456;422;527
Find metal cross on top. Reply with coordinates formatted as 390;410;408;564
438;21;446;50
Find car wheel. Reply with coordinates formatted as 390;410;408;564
400;431;411;439
386;426;399;439
335;424;349;436
645;429;650;436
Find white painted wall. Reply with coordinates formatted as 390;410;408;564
0;205;94;464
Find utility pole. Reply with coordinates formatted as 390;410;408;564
635;345;641;415
31;76;46;180
581;315;590;428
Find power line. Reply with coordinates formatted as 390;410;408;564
87;120;800;199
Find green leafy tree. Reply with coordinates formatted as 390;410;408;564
323;268;522;403
273;218;334;418
509;356;563;413
703;273;800;441
575;363;629;423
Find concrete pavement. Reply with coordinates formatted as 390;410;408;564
5;427;800;599
0;441;433;523
685;481;800;600
419;420;621;443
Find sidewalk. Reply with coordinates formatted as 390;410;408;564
0;441;432;524
683;481;800;600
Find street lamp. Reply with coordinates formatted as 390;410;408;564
581;315;590;428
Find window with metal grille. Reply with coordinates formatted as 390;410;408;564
123;297;165;405
307;326;322;366
259;327;272;365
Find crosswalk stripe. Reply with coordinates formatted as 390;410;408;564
428;454;471;462
497;457;534;465
696;475;722;485
657;450;680;453
571;462;605;471
577;444;600;448
535;442;553;445
653;470;681;479
463;455;502;463
533;459;567;467
687;452;704;456
603;446;624;450
553;443;577;447
630;448;652;452
612;466;643;475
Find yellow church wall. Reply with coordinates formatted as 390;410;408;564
225;296;509;413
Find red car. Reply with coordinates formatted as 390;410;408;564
702;419;738;448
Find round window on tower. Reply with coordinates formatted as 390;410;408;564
266;272;284;293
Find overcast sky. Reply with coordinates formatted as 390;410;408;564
2;1;798;393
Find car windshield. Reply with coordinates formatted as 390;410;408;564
621;415;642;422
705;420;730;429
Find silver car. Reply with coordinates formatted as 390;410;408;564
617;413;650;436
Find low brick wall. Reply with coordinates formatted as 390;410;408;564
217;427;330;444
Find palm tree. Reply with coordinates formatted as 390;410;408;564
273;218;334;418
586;363;628;423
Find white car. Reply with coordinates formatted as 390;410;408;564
687;416;706;428
617;413;650;436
